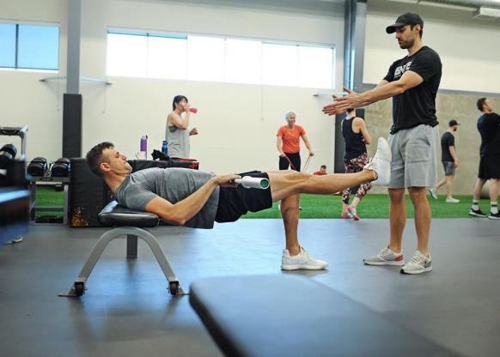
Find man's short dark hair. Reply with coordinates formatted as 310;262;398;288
172;95;188;111
476;97;487;112
86;141;114;177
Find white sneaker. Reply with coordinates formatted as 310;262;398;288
429;188;438;200
363;246;404;266
364;137;391;186
445;197;460;203
281;247;328;271
400;251;432;275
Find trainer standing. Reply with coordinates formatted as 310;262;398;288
323;13;442;274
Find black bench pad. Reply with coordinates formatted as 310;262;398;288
190;275;458;357
98;201;159;227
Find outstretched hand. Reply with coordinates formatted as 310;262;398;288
322;87;361;116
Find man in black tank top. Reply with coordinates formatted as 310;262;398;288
340;108;372;220
322;13;442;275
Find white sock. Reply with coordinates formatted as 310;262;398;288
472;200;479;211
491;202;498;214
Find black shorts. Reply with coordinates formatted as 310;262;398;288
215;171;273;223
478;155;500;180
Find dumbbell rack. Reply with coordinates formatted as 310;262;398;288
0;125;28;159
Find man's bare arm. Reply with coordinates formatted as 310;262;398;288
322;71;424;116
145;173;239;225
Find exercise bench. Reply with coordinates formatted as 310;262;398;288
60;200;186;297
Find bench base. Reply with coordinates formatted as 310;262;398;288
60;226;186;297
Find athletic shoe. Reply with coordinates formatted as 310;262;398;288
281;247;328;271
488;212;500;220
364;137;391;186
469;208;487;217
400;251;432;275
341;212;353;219
363;246;404;266
429;188;438;200
347;206;360;221
446;197;460;203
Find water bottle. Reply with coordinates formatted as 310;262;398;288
140;135;148;158
161;140;168;155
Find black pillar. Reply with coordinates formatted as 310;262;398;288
62;94;82;158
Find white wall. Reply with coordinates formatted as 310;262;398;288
1;0;345;175
364;0;500;93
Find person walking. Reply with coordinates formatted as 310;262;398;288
323;13;442;274
429;120;460;203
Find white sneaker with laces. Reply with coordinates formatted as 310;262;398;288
400;251;432;275
364;137;391;186
445;197;460;203
281;247;328;271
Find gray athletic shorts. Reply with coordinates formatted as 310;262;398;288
442;161;455;176
388;124;439;189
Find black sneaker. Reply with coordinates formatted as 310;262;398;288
469;208;487;217
488;212;500;220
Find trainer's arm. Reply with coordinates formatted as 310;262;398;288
322;71;423;115
145;174;239;225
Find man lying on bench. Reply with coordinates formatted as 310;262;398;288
85;138;391;271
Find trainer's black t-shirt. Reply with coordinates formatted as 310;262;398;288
384;46;442;134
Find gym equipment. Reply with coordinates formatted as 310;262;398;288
234;176;269;189
0;144;17;169
27;157;49;177
0;125;28;159
60;200;186;297
51;157;71;177
302;155;312;172
190;274;457;357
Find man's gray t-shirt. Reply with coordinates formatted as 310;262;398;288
113;168;219;228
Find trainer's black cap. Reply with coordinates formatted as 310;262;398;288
449;120;460;127
386;13;424;34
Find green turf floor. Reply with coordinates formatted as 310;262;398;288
36;186;480;219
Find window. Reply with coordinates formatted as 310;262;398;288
0;24;16;68
106;30;335;89
225;38;262;84
0;23;59;71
